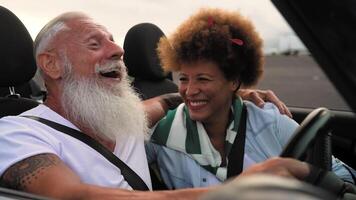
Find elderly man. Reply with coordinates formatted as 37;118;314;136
0;12;307;199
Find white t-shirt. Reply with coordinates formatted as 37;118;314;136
0;104;152;190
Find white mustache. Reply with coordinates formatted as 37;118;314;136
94;60;126;74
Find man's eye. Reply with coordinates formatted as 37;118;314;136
89;42;99;48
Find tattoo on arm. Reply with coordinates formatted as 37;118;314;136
0;153;61;191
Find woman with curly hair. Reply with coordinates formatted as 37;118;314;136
146;8;355;189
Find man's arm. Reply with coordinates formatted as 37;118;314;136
142;93;182;128
0;153;209;200
143;90;292;128
238;157;310;180
0;154;310;200
1;153;86;199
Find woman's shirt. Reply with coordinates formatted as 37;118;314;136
146;101;355;189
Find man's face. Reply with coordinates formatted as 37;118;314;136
57;17;124;88
51;17;148;141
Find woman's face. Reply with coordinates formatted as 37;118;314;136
178;60;238;123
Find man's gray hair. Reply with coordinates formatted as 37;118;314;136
33;12;90;63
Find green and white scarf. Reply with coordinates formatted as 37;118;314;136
150;97;244;181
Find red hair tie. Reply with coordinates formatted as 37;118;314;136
230;38;244;46
207;17;244;46
207;16;214;28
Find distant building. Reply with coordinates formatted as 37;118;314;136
278;33;309;55
264;33;309;55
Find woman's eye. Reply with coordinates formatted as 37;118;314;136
179;77;188;82
198;77;211;82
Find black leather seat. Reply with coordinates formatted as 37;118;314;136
0;7;50;199
123;23;178;100
124;23;178;190
0;6;39;117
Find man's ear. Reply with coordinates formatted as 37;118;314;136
37;52;62;80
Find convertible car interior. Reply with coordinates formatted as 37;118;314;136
1;0;356;199
0;6;40;118
271;0;356;170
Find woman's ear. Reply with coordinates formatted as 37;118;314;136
37;52;62;80
231;80;241;91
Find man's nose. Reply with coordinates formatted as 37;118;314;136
107;41;124;60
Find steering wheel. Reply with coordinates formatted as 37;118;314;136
280;107;332;170
280;108;356;199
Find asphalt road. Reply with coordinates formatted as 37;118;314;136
257;55;350;111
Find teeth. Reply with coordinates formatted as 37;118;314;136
95;64;120;74
190;101;207;106
99;68;119;73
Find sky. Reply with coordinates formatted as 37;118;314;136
0;0;306;54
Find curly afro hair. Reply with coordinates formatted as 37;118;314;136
157;8;264;87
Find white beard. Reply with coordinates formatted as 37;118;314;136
60;60;148;142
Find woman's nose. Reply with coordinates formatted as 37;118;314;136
185;82;200;96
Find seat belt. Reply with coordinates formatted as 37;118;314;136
227;103;247;178
22;115;149;191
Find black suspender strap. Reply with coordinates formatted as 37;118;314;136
22;115;149;191
227;103;247;178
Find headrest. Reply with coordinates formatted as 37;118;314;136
123;23;166;81
0;6;36;87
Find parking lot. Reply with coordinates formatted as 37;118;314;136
258;55;350;111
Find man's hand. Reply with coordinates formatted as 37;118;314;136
158;93;183;111
238;89;292;118
239;157;310;180
143;93;183;128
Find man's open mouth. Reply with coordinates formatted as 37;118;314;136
99;70;120;78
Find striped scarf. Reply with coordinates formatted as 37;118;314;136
150;97;244;181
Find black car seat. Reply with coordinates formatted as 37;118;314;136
123;23;178;100
0;6;40;117
124;23;179;190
